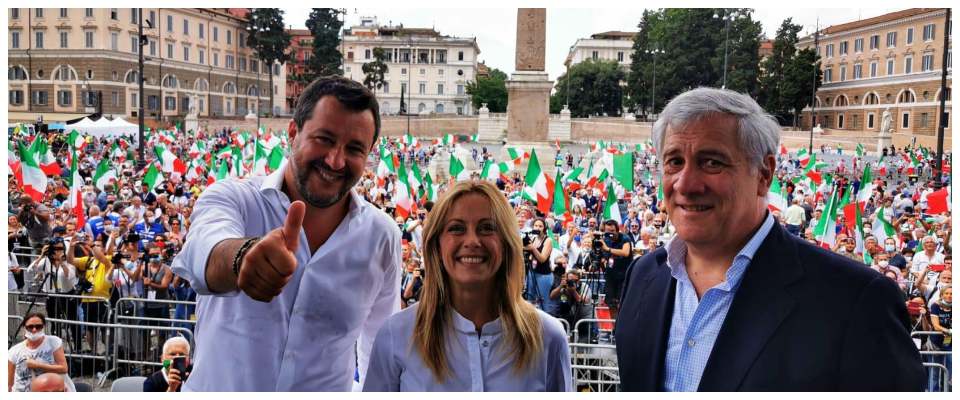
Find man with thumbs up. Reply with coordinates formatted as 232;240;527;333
172;76;401;391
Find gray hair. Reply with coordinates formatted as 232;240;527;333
162;335;191;356
652;87;780;172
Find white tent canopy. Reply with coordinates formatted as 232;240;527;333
65;117;138;141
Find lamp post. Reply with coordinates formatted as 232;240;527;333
137;8;146;168
714;9;732;89
406;37;412;135
646;48;663;118
809;18;820;156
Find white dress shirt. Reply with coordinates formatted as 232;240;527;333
172;163;402;391
363;303;572;392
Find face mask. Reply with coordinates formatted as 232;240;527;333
25;330;45;342
878;261;889;267
905;256;913;262
885;244;896;252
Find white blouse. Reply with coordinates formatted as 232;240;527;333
363;303;572;392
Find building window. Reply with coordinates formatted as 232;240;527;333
110;8;118;20
365;49;371;59
57;90;72;106
867;113;875;129
199;23;204;39
592;50;599;60
886;58;895;75
82;91;97;107
111;91;118;106
60;8;67;18
920;113;929;128
854;38;863;53
824;68;832;83
35;8;43;18
226;54;234;69
149;40;156;56
904;56;913;74
457;84;464;95
418;103;426;113
213;52;219;67
131;36;138;53
125;71;139;84
199;49;205;65
901;113;910;129
922;53;934;71
162;75;177;89
458;51;464;61
58;31;67;48
618;51;624;62
839;65;846;81
865;93;878;105
437;83;444;95
274;62;279;76
213;26;219;42
437;50;446;64
227;30;232;45
130;8;138;24
12;8;19;19
825;44;834;57
419;83;426;94
85;31;94;48
436;103;444;113
401;68;407;75
166;15;173;32
149;10;155;26
183;19;189;35
869;35;879;50
167;43;173;59
251;59;258;73
899;90;915;103
239;32;245;48
401;82;407;95
9;90;24;106
886;31;896;47
165;96;176;111
12;32;20;49
183;46;190;62
870;61;877;77
438;69;444;76
239;57;246;72
419;68;425;75
8;66;27;80
35;31;44;49
32;90;48;105
837;114;844;129
923;24;935;41
839;41;848;55
382;82;389;93
111;32;119;51
906;27;914;44
853;64;862;79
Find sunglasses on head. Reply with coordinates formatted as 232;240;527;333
25;324;44;331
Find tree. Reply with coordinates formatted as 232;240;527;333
466;68;508;112
782;47;822;127
362;47;389;95
246;8;291;117
551;59;625;117
758;18;803;122
713;9;763;96
305;8;343;79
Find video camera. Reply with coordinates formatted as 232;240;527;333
521;229;541;247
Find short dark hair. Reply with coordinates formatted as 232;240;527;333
293;75;381;147
603;219;620;230
24;312;46;325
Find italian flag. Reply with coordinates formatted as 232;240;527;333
797;147;810;167
143;163;165;191
854;202;871;265
925;188;950;215
433;134;455;146
552;170;573;226
93;158;117;191
376;145;397;187
17;141;47;201
394;160;416;219
767;175;788;212
814;187;839;249
208;158;229;186
30;135;62;176
856;143;866;158
421;172;437;202
506;147;527;167
449;153;469;181
8;141;21;176
67;149;85;227
109;142;125;161
154;145;187;177
408;162;424;195
602;181;622;223
856;165;874;204
401;133;419;149
872;208;898;245
470;133;479;142
523;149;552;215
67;129;87;152
612;152;634;192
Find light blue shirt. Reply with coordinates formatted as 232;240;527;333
363;303;572;392
663;213;775;392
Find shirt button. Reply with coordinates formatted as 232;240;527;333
687;339;696;348
482;340;489;348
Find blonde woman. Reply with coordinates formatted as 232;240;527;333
364;180;571;391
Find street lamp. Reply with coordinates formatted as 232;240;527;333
645;48;663;119
137;8;151;168
714;9;733;89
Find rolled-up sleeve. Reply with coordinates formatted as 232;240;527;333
171;181;246;296
356;228;402;388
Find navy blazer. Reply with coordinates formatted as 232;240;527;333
614;222;924;391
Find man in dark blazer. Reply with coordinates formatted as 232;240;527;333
614;87;924;391
143;336;191;392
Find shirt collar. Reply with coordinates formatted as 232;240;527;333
451;308;503;336
259;159;366;218
665;212;776;288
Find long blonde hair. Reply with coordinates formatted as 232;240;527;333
414;180;543;381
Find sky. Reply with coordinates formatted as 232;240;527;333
283;7;903;82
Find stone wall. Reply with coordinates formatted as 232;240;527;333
571;118;652;143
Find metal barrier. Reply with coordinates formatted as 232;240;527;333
40;317;115;383
574;318;617;344
569;342;620;392
556;317;571;338
911;331;952;392
107;322;195;388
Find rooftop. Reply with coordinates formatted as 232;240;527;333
822;8;944;35
589;31;637;40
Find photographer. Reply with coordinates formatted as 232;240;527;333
16;195;52;253
401;259;424;308
550;270;593;341
66;232;116;354
592;220;632;320
523;218;555;314
25;238;82;351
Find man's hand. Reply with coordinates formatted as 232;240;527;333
237;201;305;302
166;368;182;392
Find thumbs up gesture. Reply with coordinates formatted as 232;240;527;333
237;201;305;302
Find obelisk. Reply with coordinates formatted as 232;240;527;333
506;9;553;143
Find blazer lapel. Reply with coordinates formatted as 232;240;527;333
697;224;803;391
630;258;676;390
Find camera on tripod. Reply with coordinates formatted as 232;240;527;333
521;229;540;247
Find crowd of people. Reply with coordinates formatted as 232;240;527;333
6;76;951;391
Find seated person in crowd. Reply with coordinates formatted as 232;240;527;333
144;336;192;392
